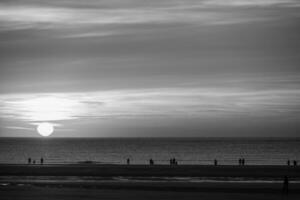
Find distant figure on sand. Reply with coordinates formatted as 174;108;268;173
127;158;130;165
214;159;218;166
282;176;289;194
294;160;298;166
175;158;178;165
238;158;245;166
242;158;245;166
287;160;290;166
28;157;31;164
40;157;44;165
149;159;154;165
33;160;36;164
170;158;177;165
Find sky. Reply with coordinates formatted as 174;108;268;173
0;0;300;137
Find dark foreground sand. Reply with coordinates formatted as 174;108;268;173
1;164;299;177
0;164;299;200
1;183;300;200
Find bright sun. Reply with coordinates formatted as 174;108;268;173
37;122;54;137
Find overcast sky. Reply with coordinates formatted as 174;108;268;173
0;0;300;137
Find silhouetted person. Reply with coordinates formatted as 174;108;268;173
242;158;245;166
28;157;31;164
170;158;176;165
149;159;154;165
127;158;130;165
33;160;36;164
170;158;174;165
214;159;218;166
238;158;241;166
282;176;289;194
294;160;297;166
287;160;290;166
173;158;177;165
40;157;44;165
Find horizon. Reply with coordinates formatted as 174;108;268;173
1;136;300;139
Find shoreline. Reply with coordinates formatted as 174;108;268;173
1;164;300;199
0;164;299;178
1;181;300;200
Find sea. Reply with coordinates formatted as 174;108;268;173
0;137;299;165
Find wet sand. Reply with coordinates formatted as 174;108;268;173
1;164;299;200
1;182;300;200
0;164;299;177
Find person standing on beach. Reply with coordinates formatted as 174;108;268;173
40;157;44;165
287;160;290;166
28;157;31;164
294;160;297;166
149;159;154;165
127;158;130;165
214;159;218;166
282;176;289;194
172;158;176;165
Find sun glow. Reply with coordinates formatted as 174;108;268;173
37;122;54;137
1;95;83;136
9;96;80;122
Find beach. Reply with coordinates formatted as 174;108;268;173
1;183;300;200
0;164;300;200
1;164;299;177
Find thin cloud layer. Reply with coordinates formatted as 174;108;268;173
1;87;299;125
0;0;299;35
203;0;300;7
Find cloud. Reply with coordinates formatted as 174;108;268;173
0;5;225;29
5;126;34;131
1;0;299;36
0;87;299;127
202;0;300;7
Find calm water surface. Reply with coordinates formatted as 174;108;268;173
0;138;299;165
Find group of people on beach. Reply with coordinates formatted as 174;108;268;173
170;158;178;165
149;158;154;165
124;158;298;166
26;157;297;166
287;160;298;166
28;157;44;165
238;158;245;166
145;158;250;166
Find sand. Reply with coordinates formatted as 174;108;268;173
1;183;300;200
0;164;300;200
0;164;299;177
